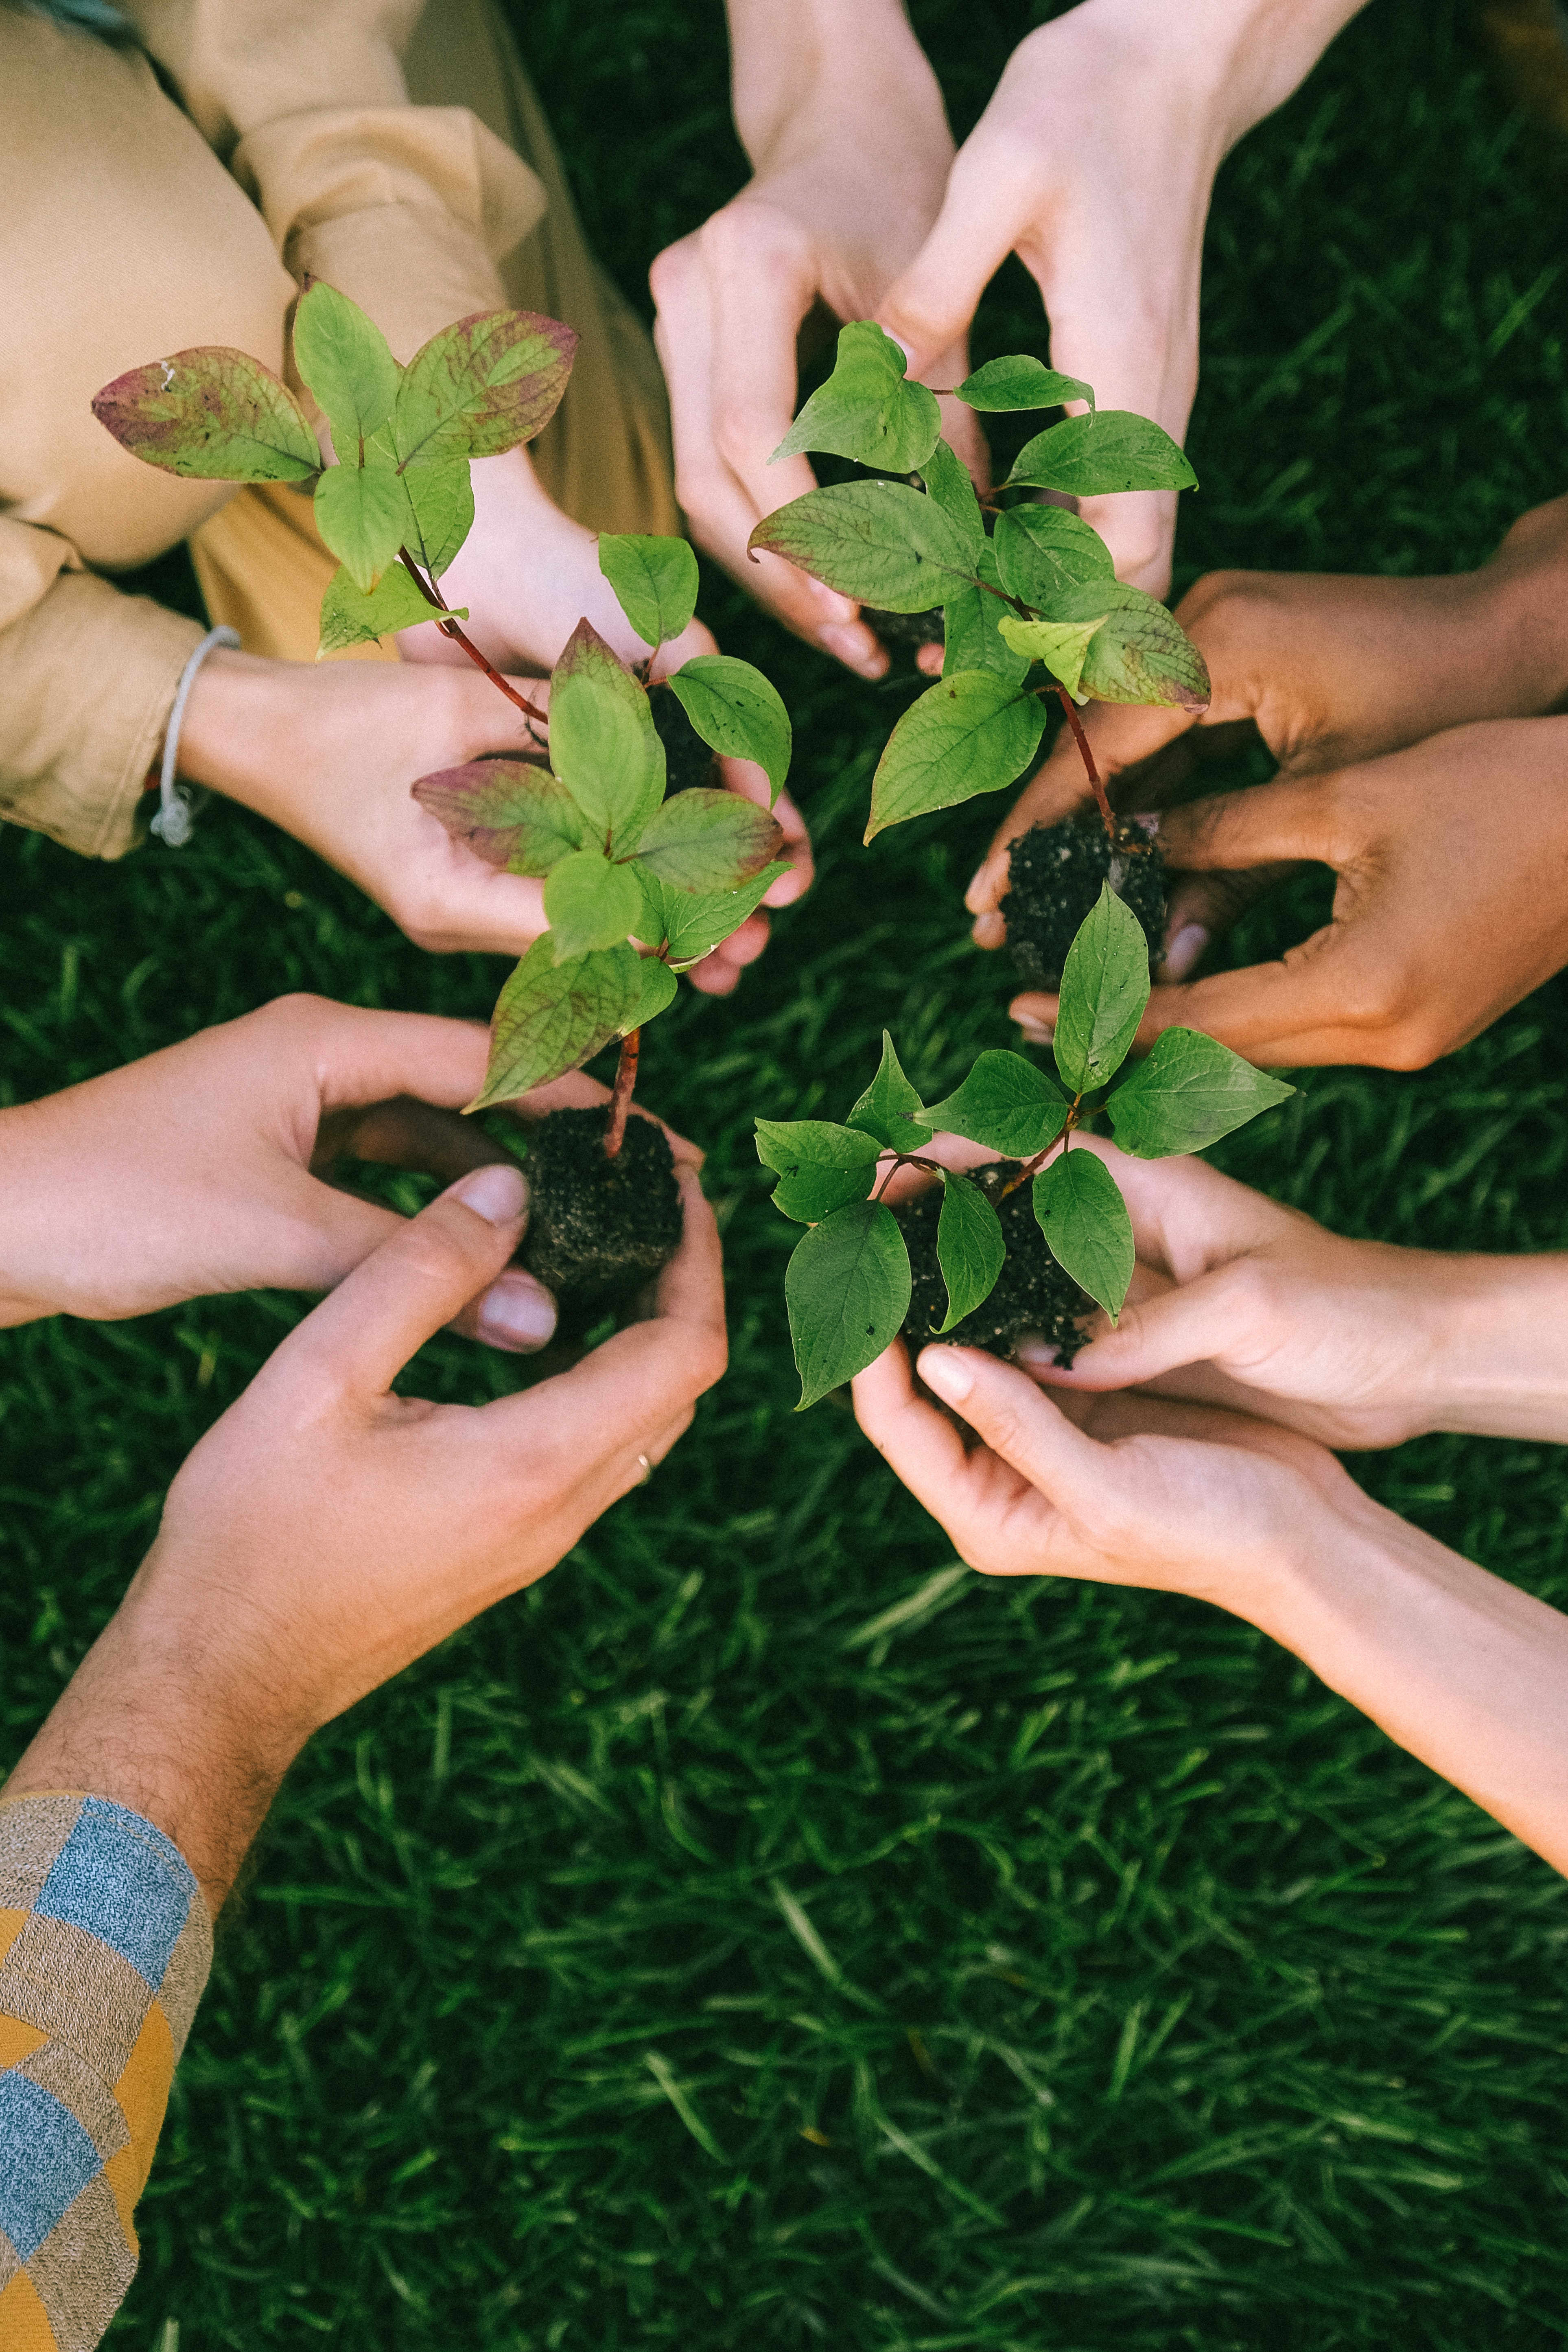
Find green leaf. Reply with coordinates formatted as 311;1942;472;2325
954;356;1095;413
923;1050;1068;1157
318;562;464;655
641;862;790;968
748;482;978;614
666;658;792;803
941;540;1031;685
549;619;665;851
312;453;406;592
1046;582;1211;713
412;760;587;873
396;452;475;580
997;613;1107;697
771;321;941;475
1032;1149;1134;1321
633;788;783;893
91;347;320;482
291;280;400;455
468;935;642;1108
846;1032;929;1152
394;307;577;468
756;1120;882;1225
1108;1028;1295;1157
935;1172;1007;1332
866;673;1045;840
918;438;985;564
785;1201;912;1410
543;848;644;960
993;504;1114;606
1053;884;1152;1094
628;956;679;1030
597;534;699;648
1006;410;1198;495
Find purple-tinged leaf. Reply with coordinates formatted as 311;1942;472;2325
92;347;319;482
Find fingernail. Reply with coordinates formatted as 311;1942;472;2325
453;1162;528;1224
476;1271;557;1350
820;622;884;677
964;862;991;909
1015;1014;1054;1044
1015;1341;1060;1372
885;333;917;368
971;912;1005;951
918;1346;974;1403
1163;923;1209;980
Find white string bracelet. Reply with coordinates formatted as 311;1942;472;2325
151;624;241;847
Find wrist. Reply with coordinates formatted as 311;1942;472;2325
1062;0;1368;151
1415;1254;1568;1441
1478;503;1568;715
726;0;943;166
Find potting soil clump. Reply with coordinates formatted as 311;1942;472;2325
865;605;944;657
897;1160;1097;1367
653;687;718;793
1005;817;1167;991
520;1107;683;1319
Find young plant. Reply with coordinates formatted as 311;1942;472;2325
93;283;795;1156
758;884;1292;1409
750;323;1208;980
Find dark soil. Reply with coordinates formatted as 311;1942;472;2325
519;1107;683;1325
652;686;718;793
897;1160;1096;1367
1004;817;1167;991
865;606;944;660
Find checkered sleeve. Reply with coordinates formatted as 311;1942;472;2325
0;1792;212;2350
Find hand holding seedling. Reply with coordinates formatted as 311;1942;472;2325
1011;716;1568;1070
968;492;1568;955
5;1155;728;1914
851;1351;1568;1875
0;998;572;1348
1011;1139;1568;1450
758;886;1290;1409
873;0;1370;593
649;0;983;678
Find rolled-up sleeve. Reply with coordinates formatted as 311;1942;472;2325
124;0;548;357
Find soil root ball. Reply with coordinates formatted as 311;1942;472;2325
652;687;718;793
865;605;944;653
1004;817;1167;991
520;1107;683;1319
897;1161;1097;1367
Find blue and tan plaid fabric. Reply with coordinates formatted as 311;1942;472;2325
0;1792;211;2349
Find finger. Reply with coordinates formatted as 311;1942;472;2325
1157;862;1305;979
916;1345;1107;1507
702;206;822;519
852;1339;976;1508
1155;775;1345;874
717;762;814;904
273;1162;536;1402
1026;1262;1243;1391
269;1001;492;1125
875;148;1031;378
317;1095;499;1184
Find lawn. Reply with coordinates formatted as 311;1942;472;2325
4;0;1568;2344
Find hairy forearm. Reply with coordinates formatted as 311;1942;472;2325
1256;1498;1568;1873
724;0;945;164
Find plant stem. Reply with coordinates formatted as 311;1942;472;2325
999;1099;1082;1197
1054;688;1115;838
396;552;549;736
604;1029;640;1160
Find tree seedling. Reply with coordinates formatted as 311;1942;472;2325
759;884;1291;1409
750;324;1209;983
94;284;795;1304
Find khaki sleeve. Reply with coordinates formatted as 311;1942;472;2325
0;523;202;862
122;0;547;359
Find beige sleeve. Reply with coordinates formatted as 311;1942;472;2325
0;524;203;861
121;0;548;360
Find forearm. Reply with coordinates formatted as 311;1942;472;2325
1072;0;1371;151
1416;1252;1568;1442
1254;1498;1568;1873
724;0;945;164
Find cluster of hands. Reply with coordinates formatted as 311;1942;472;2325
9;995;1568;1900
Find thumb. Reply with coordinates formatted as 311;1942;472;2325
271;1162;541;1402
875;164;1023;378
1029;1264;1246;1392
916;1345;1105;1507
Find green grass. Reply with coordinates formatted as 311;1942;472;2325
4;1;1568;2342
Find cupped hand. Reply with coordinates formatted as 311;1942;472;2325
967;494;1568;949
649;28;983;678
0;993;602;1343
853;1333;1350;1614
1007;715;1568;1070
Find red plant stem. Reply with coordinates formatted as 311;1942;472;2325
397;551;549;733
1054;687;1115;838
999;1101;1081;1198
604;1028;640;1160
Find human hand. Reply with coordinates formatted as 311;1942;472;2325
1005;715;1568;1069
0;993;573;1342
649;0;984;679
6;1153;727;1908
1009;1136;1568;1449
876;0;1369;594
179;641;810;996
967;494;1568;944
